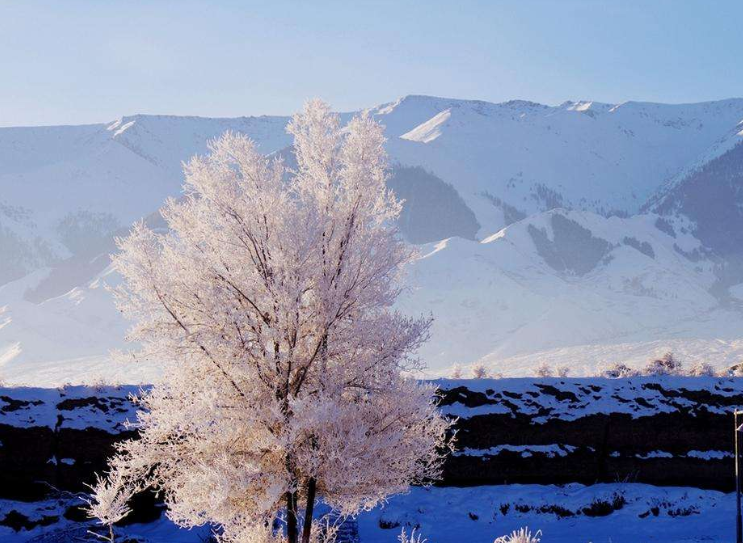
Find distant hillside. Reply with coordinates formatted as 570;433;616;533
2;96;743;382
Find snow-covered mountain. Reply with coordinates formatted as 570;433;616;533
375;96;743;234
0;115;294;285
2;95;743;384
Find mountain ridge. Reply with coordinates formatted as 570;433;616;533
3;95;743;382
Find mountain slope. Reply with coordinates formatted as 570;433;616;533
4;95;743;286
0;115;293;285
374;96;743;234
3;95;743;383
398;209;743;375
3;208;739;384
645;119;743;298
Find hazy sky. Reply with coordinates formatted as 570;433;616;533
2;0;742;127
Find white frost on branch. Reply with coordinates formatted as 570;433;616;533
99;100;453;543
399;528;427;543
83;471;137;542
399;527;541;543
494;527;542;543
470;364;488;379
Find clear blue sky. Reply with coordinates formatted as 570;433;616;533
1;0;742;127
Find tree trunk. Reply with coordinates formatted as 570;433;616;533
287;491;299;543
301;478;317;543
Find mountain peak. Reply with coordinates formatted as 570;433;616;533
560;100;616;114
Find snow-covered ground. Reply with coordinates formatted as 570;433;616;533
1;484;737;543
358;484;737;543
436;374;743;418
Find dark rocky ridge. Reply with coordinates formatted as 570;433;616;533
0;377;741;535
437;377;743;490
0;386;137;501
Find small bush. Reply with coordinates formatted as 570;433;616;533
601;363;638;378
399;526;542;543
514;503;532;514
494;527;542;543
471;364;488;379
687;361;715;377
581;492;626;517
667;505;700;517
533;362;553;378
398;528;426;543
537;504;575;518
643;352;683;376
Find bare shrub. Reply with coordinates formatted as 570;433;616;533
687;361;715;377
643;352;683;376
601;363;638;378
471;364;488;379
494;527;542;543
398;528;425;543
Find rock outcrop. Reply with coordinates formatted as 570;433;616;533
1;377;741;537
437;377;743;490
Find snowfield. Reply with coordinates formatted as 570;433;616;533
4;206;743;385
0;484;737;542
358;484;737;543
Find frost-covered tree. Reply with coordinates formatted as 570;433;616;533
399;528;426;543
83;472;137;542
533;362;553;378
470;363;488;379
449;364;463;379
687;360;715;377
494;527;542;543
601;362;637;379
398;527;541;543
98;101;452;543
643;352;683;376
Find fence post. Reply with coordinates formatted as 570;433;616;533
736;410;742;543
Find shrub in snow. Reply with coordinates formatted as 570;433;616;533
93;101;453;543
398;528;426;543
601;363;638;378
687;361;715;377
581;492;626;517
400;527;541;543
90;377;120;393
219;522;335;543
643;352;683;376
715;364;743;378
83;472;137;542
533;362;553;378
555;366;570;378
450;364;463;379
493;527;542;543
471;364;488;379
